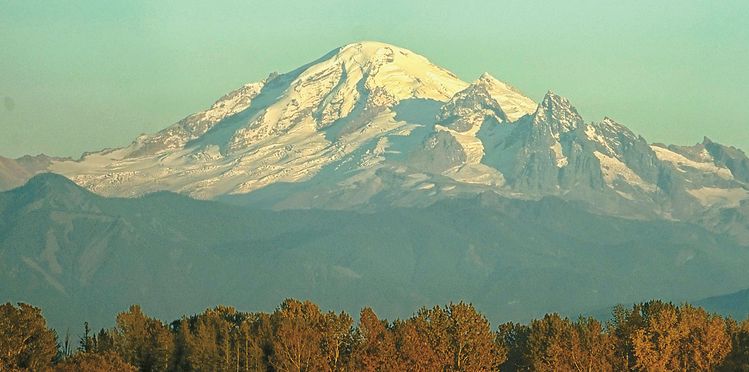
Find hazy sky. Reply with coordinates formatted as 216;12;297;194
1;1;747;158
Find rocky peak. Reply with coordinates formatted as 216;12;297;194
473;73;536;122
9;172;98;212
702;137;749;182
585;117;639;151
437;80;508;132
532;91;584;138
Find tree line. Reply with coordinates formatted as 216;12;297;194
2;299;749;371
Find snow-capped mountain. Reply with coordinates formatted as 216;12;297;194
3;41;749;238
4;41;749;331
45;42;473;199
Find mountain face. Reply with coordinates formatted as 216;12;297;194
2;42;749;329
696;288;749;320
0;154;67;190
2;41;748;240
42;42;471;199
4;174;749;332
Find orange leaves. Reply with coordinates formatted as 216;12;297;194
630;303;730;371
2;299;747;371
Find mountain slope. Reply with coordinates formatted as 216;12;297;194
0;41;745;229
0;40;747;341
696;288;749;320
3;174;749;331
24;42;537;210
43;42;475;198
0;154;66;190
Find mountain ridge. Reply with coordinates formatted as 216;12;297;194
4;173;749;332
1;41;748;241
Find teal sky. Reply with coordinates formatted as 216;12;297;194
1;0;747;158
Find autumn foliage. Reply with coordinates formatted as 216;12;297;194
1;299;749;371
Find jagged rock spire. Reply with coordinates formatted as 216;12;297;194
533;91;584;136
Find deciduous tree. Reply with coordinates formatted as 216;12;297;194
55;351;136;372
351;307;397;371
270;299;326;372
114;304;174;372
0;302;57;371
446;302;502;371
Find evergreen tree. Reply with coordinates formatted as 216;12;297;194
93;328;116;354
79;322;93;353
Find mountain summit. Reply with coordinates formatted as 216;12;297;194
319;41;468;102
2;41;748;239
3;41;749;331
32;41;530;200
